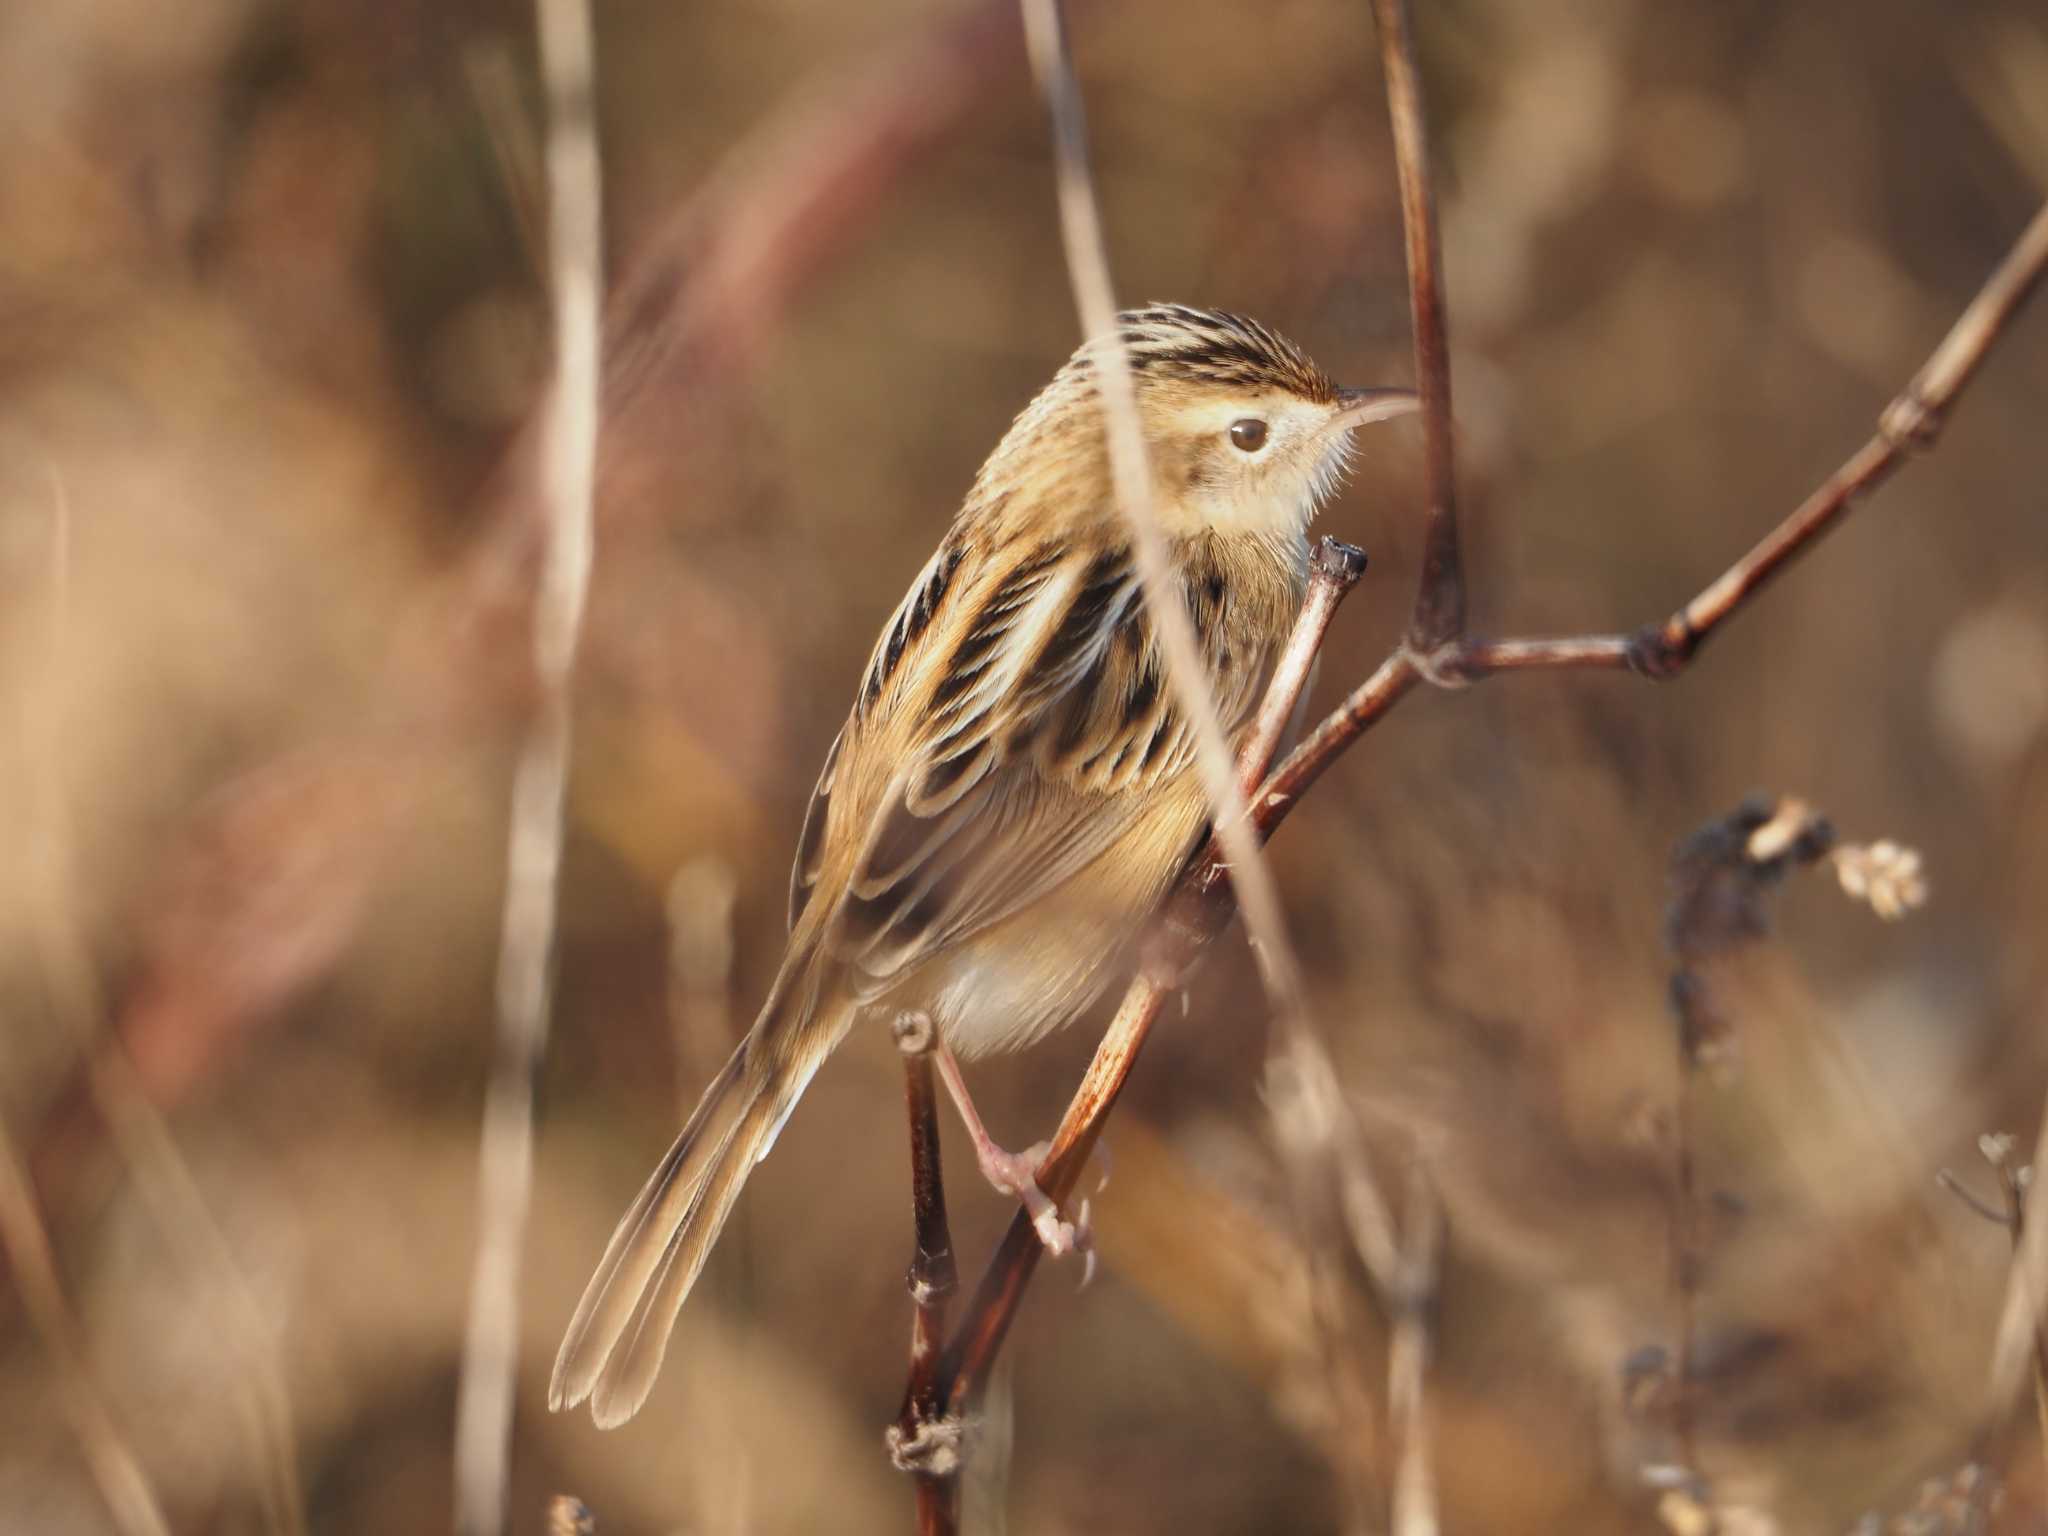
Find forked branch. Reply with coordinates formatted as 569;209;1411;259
923;4;2048;1502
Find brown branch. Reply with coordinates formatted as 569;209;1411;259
1017;0;1323;1047
931;137;2048;1504
935;538;1369;1414
1006;9;1408;1499
1659;797;1840;1472
1264;195;2048;814
888;1014;962;1535
1369;0;1462;653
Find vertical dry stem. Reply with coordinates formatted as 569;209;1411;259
1367;0;1461;653
1989;1104;2048;1458
934;541;1368;1413
1017;0;1316;1035
890;1015;962;1534
1386;1162;1442;1536
453;1;603;1530
1016;0;1403;1456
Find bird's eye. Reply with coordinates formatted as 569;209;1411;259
1228;417;1269;453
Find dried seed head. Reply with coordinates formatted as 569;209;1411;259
1829;839;1928;920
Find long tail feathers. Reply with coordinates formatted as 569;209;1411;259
550;986;829;1428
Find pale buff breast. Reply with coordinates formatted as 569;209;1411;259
913;773;1213;1059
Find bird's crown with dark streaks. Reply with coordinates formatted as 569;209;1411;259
1103;303;1339;403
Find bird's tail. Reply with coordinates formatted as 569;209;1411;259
549;960;835;1428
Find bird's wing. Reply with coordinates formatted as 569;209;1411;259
789;534;1261;989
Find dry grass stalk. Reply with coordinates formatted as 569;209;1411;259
1387;1162;1442;1536
12;0;1029;1273
452;0;603;1530
917;1;2048;1513
1003;8;1407;1516
931;539;1371;1420
1949;1131;2048;1502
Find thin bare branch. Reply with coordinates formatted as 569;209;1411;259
1013;9;1409;1467
1368;0;1462;653
1265;197;2048;798
932;147;2048;1504
453;1;603;1531
1018;0;1317;1033
935;540;1370;1413
1938;1169;2014;1230
888;1014;963;1534
1988;1103;2048;1450
1386;1163;1442;1536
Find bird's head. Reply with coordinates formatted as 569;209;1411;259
1092;304;1417;539
970;304;1416;549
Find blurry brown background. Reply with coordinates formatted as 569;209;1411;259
2;0;2046;1531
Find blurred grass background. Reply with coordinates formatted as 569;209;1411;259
1;0;2046;1531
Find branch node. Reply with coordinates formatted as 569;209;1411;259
1310;535;1370;589
907;1256;957;1306
1406;641;1474;690
886;1414;968;1478
893;1010;937;1057
1877;383;1945;452
1627;621;1697;680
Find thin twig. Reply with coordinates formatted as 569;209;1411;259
935;540;1370;1412
888;1015;963;1534
1018;0;1318;1034
1988;1106;2048;1470
1368;0;1461;654
1668;978;1705;1472
453;1;602;1531
933;97;2048;1494
1984;1140;2048;1481
1386;1162;1442;1536
1937;1168;2012;1230
1016;0;1408;1446
1259;198;2048;820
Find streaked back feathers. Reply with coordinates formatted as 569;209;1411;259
555;304;1403;1428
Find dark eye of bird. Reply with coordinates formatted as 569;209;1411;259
1228;417;1268;453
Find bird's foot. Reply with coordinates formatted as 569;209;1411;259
935;1047;1095;1278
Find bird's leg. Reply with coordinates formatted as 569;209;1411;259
932;1040;1088;1261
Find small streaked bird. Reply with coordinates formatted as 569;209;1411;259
551;304;1416;1426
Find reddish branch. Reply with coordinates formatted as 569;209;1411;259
1370;0;1462;653
934;538;1370;1412
1258;200;2048;828
888;1014;962;1535
926;98;2048;1494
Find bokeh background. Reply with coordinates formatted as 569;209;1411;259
2;0;2046;1531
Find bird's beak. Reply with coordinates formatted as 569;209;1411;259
1331;386;1422;431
